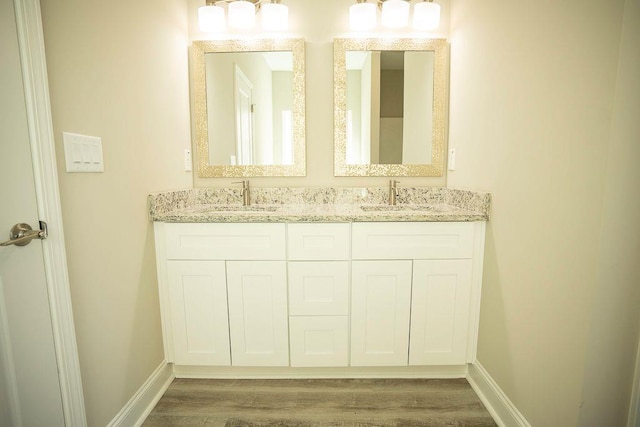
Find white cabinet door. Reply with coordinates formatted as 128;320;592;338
167;261;230;365
409;260;473;365
289;316;349;367
227;261;289;366
351;260;412;366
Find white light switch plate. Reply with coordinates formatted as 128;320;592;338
63;132;104;173
184;149;192;172
448;149;456;171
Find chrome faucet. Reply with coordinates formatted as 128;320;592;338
233;180;251;206
388;180;399;205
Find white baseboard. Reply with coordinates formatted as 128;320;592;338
107;361;174;427
173;364;468;379
467;362;530;427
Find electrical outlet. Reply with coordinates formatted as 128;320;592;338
448;149;456;171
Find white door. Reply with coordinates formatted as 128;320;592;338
167;261;231;366
350;260;412;366
226;261;289;366
0;0;65;425
409;259;473;365
234;65;254;165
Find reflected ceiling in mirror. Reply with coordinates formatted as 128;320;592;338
192;38;306;177
334;38;448;177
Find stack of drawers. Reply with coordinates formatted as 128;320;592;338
287;223;350;367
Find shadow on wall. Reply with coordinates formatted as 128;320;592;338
124;222;166;395
476;221;518;397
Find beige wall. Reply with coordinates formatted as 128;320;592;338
448;0;639;425
38;0;640;424
578;0;640;423
40;0;192;425
189;0;451;187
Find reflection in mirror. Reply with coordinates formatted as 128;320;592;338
206;51;294;166
346;50;434;165
334;38;448;177
192;39;305;177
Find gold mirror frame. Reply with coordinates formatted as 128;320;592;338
192;38;306;177
333;38;448;177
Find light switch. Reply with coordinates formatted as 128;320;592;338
63;132;104;173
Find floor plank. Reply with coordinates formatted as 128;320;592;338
143;379;496;426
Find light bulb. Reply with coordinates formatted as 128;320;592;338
262;2;288;31
198;3;225;32
381;0;410;28
413;1;440;31
349;2;376;31
228;0;256;29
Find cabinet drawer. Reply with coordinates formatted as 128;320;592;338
289;316;349;367
288;262;349;316
164;223;285;260
352;222;475;260
287;223;350;260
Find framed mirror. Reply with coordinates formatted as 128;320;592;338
191;38;306;177
333;38;448;177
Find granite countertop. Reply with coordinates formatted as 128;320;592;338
148;187;490;223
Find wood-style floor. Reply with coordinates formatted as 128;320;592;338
143;378;497;426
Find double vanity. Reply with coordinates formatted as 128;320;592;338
149;186;490;377
157;35;487;377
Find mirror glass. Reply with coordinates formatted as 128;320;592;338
334;38;448;177
192;39;306;177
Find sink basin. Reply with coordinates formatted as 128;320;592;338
192;205;279;213
359;205;440;212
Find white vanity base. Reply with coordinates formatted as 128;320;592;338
154;221;486;372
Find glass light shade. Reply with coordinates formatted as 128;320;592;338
381;0;410;28
198;4;225;32
228;0;256;29
349;2;377;31
262;2;288;31
413;2;441;30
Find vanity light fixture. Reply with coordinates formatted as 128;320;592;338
198;0;289;33
349;0;441;31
